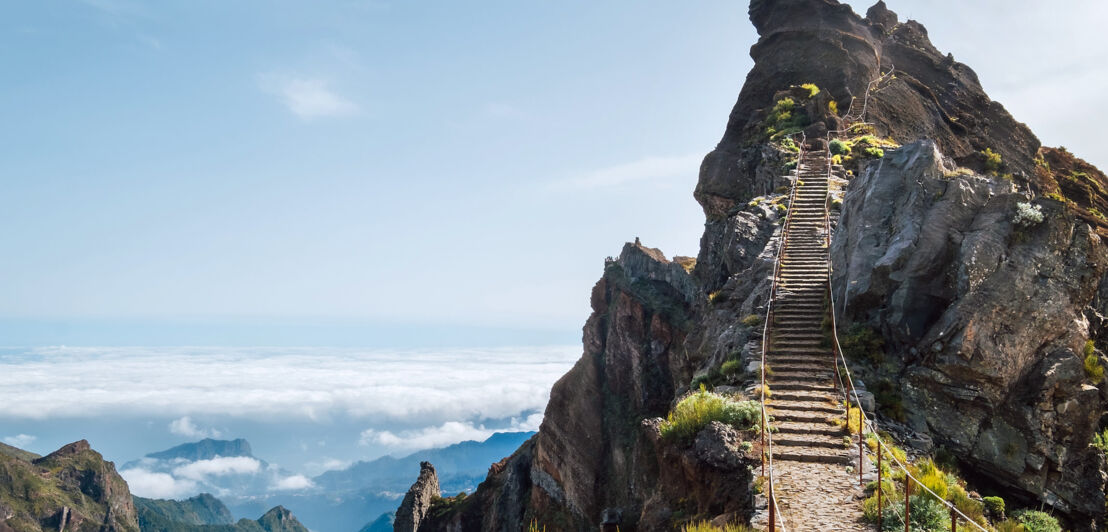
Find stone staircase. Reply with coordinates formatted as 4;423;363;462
761;146;872;531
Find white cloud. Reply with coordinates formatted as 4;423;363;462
265;76;359;120
271;474;314;491
0;346;578;429
120;468;198;499
168;416;221;439
552;153;702;190
172;456;262;481
2;434;36;448
360;416;541;453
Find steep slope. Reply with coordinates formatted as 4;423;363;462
314;431;534;494
401;0;1108;530
134;494;235;527
133;495;308;532
0;440;139;532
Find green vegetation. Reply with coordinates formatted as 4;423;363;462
829;139;851;156
872;379;906;422
764;97;809;140
741;314;762;327
1044;192;1065;202
1084;340;1103;383
983;496;1006;520
841;323;885;364
799;83;820;97
829;99;839;115
660;387;762;446
708;291;723;304
983;148;1003;175
943;167;975;179
778;136;800;153
528;519;545;532
720;358;743;377
1012;510;1062;532
683;521;754;532
1091;207;1107;222
863;146;885;158
1092;427;1108;452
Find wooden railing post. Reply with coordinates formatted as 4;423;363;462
951;506;957;532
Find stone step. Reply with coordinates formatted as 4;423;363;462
770;371;834;385
771;347;833;357
772;448;853;465
772;409;836;423
773;433;846;449
770;398;842;415
775;420;846;437
771;389;841;404
767;380;836;392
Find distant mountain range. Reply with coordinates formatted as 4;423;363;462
121;431;535;532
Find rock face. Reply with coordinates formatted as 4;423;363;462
394;462;440;532
832;140;1108;525
403;243;759;530
411;0;1108;529
0;440;139;532
698;0;1040;222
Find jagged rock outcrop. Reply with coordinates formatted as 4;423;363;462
394;462;440;532
408;0;1108;529
404;242;758;530
698;0;1040;223
832;140;1108;526
0;440;139;532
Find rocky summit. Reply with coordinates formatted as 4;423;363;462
397;0;1108;530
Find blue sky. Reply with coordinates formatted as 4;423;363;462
2;0;1106;346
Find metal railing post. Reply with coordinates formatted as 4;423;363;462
768;483;776;531
904;476;912;532
877;446;883;530
858;403;864;486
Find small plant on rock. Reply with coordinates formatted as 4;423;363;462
741;314;762;327
1012;202;1044;227
1083;340;1103;383
799;83;820;97
1012;510;1062;532
983;496;1006;520
659;387;761;445
829;139;851;156
983;148;1003;175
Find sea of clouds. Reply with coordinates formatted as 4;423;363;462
0;345;578;423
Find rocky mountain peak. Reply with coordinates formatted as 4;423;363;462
394;462;439;532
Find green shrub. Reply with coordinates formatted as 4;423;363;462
1044;192;1065;202
741;314;762;327
800;83;820;97
829;139;851;156
995;520;1027;532
764;97;809;140
983;496;1006;519
841;323;885;364
1084;340;1104;383
720;359;743;376
1091;207;1107;222
1092;427;1108;452
660;388;761;445
863;146;885;158
983;148;1003;175
879;494;949;532
1012;510;1061;532
779;137;800;153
